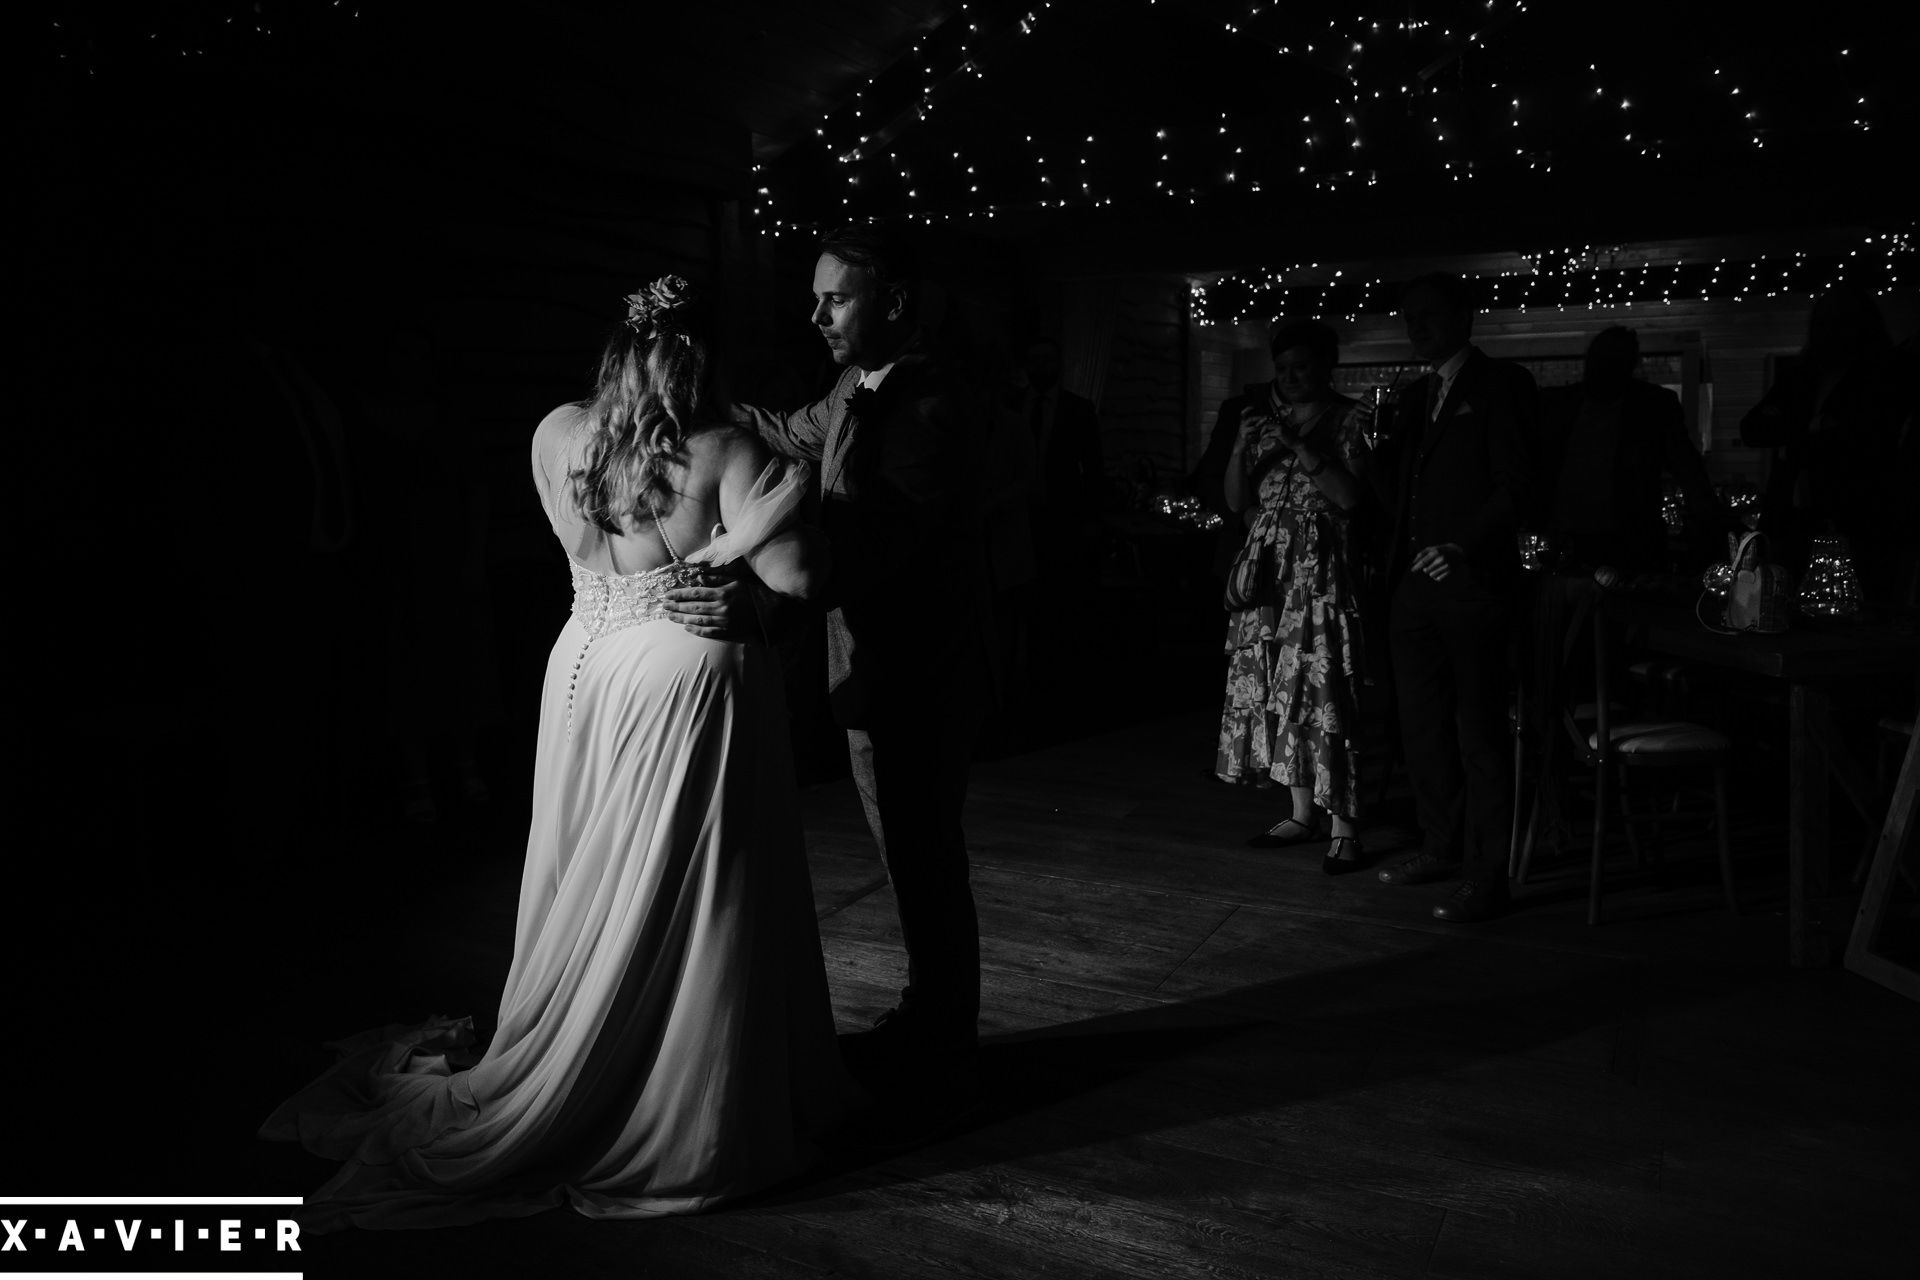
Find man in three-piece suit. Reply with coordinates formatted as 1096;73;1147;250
668;223;991;1070
1369;273;1537;923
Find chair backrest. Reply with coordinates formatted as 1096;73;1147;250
1526;575;1619;768
1587;587;1618;767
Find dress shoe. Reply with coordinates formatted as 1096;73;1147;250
1246;816;1320;849
1431;878;1512;923
1376;851;1462;885
825;1068;985;1153
840;1005;978;1077
1322;836;1366;875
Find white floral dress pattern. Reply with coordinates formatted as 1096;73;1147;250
1215;399;1366;816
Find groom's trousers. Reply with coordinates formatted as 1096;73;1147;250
847;713;980;1031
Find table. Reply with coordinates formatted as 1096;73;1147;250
1635;602;1918;966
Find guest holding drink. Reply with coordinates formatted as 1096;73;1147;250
1539;326;1728;580
1216;319;1371;873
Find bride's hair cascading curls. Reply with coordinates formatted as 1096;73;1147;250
571;274;720;534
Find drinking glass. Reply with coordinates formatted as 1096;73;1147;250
1364;378;1401;450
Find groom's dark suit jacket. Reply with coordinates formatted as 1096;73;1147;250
736;336;992;727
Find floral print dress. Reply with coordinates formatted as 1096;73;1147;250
1215;398;1366;817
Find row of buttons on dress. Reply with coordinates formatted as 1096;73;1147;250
562;560;690;736
566;567;613;737
566;639;593;736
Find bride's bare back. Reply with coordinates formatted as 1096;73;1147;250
531;406;820;598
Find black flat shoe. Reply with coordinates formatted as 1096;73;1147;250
1246;816;1320;849
1322;836;1365;875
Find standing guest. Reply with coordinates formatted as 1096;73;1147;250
1886;333;1920;607
1216;318;1371;874
979;378;1038;742
1370;274;1537;922
1540;325;1729;577
1194;339;1280;581
666;223;992;1075
1741;287;1913;596
1020;337;1104;566
1015;336;1104;704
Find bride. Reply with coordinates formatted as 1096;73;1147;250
261;275;850;1228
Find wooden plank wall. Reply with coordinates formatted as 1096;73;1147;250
1195;341;1241;446
1094;276;1193;494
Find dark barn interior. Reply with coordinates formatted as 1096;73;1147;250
17;1;1920;1276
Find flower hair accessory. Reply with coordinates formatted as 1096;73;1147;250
623;274;694;342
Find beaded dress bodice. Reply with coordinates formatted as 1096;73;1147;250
564;479;710;643
567;558;703;642
541;441;807;734
561;495;708;735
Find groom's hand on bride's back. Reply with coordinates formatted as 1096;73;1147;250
663;571;760;641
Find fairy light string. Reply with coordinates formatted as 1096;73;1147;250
752;0;1896;237
1190;230;1913;326
40;3;1898;239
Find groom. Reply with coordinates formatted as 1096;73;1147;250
666;222;990;1070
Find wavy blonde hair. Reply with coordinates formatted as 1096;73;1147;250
570;276;724;534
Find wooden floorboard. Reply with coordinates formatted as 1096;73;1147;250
55;701;1917;1279
750;709;1916;1277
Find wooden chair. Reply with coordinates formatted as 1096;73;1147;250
1508;576;1623;881
1516;578;1737;925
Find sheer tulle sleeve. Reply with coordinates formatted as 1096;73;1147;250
687;458;811;566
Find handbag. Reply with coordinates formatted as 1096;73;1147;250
1721;531;1793;633
1223;526;1270;610
1223;448;1304;611
1222;402;1345;612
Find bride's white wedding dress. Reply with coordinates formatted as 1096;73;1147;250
261;454;847;1230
